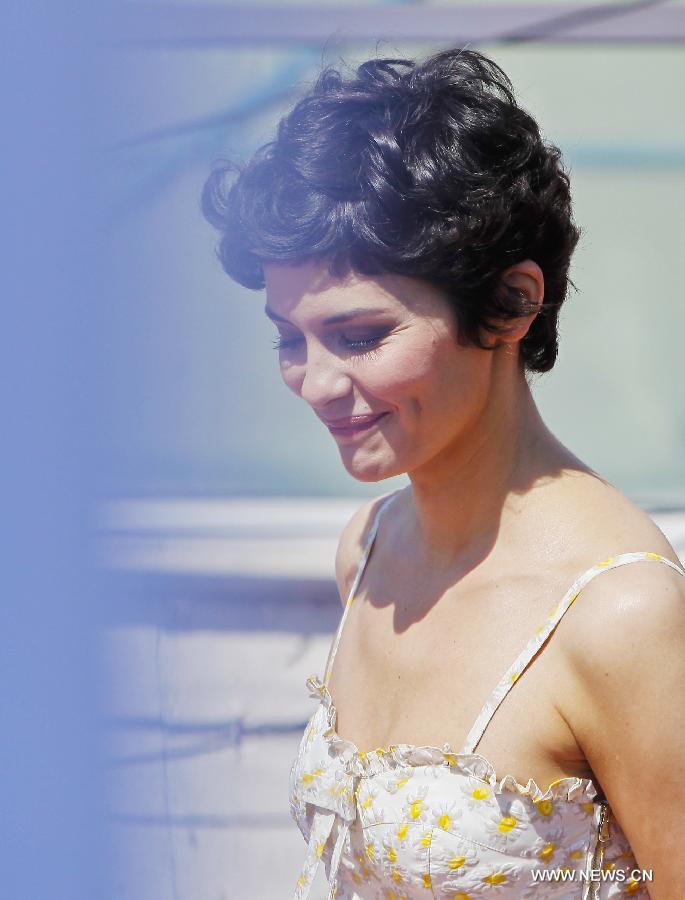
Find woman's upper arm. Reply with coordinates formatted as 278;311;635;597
566;561;685;898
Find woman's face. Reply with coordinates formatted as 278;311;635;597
263;259;498;482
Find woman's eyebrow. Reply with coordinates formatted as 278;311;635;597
263;305;389;325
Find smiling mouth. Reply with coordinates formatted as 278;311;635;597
324;412;389;436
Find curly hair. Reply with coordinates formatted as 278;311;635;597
201;48;580;373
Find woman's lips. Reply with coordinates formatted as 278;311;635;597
323;412;389;436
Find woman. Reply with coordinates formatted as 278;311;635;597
202;48;685;898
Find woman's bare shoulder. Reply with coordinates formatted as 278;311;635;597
560;542;685;873
553;473;684;648
333;488;403;606
572;474;680;562
552;480;685;792
533;471;682;646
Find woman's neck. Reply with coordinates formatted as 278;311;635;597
403;370;585;569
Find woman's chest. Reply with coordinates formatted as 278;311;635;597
326;581;588;786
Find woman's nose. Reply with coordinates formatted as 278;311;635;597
297;339;352;409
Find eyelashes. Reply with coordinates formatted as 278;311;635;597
270;334;385;357
270;336;297;351
347;342;383;364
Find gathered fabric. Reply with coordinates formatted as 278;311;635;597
289;492;684;898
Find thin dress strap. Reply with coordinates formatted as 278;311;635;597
459;551;685;755
323;491;400;686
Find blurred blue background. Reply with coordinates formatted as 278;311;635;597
95;3;685;898
1;2;109;899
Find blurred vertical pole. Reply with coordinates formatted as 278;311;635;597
0;2;109;899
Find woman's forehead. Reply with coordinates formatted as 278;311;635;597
264;259;390;304
263;260;446;322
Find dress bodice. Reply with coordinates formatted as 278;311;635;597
288;492;683;898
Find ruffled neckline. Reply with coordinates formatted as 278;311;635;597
305;674;600;805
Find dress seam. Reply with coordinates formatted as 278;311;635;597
358;819;573;859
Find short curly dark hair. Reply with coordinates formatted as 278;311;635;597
201;47;580;373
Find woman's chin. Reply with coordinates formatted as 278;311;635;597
339;451;404;483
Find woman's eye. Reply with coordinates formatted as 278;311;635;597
271;335;301;351
342;334;382;351
270;333;384;353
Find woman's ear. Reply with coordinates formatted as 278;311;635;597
502;259;544;311
482;259;545;348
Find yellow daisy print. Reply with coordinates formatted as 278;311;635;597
443;844;478;874
538;841;556;863
396;821;410;843
356;784;381;815
380;832;411;887
459;777;493;811
405;786;430;823
534;798;555;817
300;768;323;786
433;800;462;833
387;769;414;794
485;809;525;843
479;863;522;891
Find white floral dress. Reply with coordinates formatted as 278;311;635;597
289;492;684;899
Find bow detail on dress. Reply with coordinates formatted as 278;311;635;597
292;755;361;899
293;677;362;899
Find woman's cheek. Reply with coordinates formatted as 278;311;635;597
364;344;437;396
